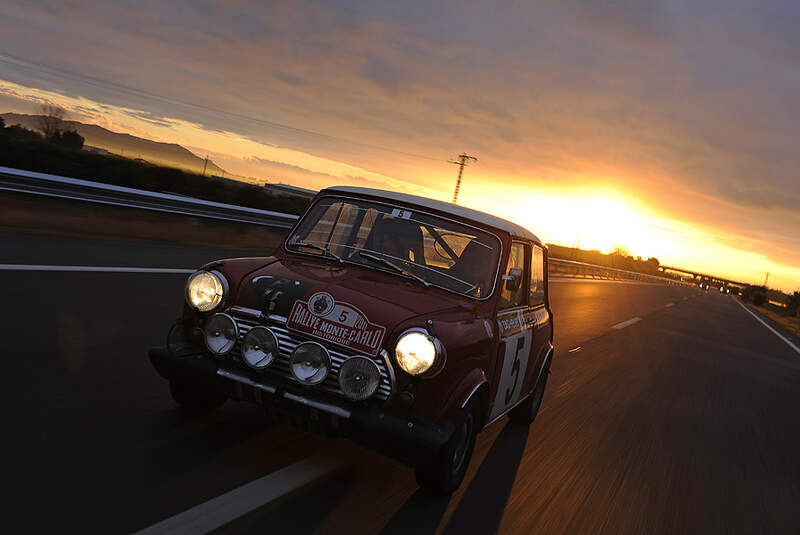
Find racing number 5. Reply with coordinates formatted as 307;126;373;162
504;337;525;405
339;310;349;322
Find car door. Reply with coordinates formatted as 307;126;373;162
523;243;551;395
489;240;533;421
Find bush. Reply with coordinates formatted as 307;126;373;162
752;292;767;306
0;124;43;143
741;284;767;304
787;291;800;315
48;129;85;150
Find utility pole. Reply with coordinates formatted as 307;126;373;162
202;155;209;177
449;153;477;204
764;272;769;286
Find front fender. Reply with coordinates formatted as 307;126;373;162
440;367;488;424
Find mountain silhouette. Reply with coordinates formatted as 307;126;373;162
1;112;227;177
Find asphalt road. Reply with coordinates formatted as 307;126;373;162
4;232;800;534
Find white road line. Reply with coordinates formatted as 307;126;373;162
612;317;642;330
665;303;674;308
0;264;194;274
549;279;667;286
133;454;348;535
731;297;800;355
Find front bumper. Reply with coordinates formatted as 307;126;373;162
149;344;453;466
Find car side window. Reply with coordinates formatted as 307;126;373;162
500;242;527;309
530;245;545;306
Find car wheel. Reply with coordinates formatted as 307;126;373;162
509;358;550;426
415;397;480;495
169;378;226;414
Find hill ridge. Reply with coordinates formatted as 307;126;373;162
1;112;227;177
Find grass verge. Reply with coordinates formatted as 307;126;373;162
750;304;800;339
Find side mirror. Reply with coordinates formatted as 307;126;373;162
503;268;523;291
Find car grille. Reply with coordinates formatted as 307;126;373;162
224;307;393;401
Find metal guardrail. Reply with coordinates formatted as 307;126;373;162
1;165;685;285
0;165;299;229
550;258;686;285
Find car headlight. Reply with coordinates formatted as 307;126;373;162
395;330;441;376
186;271;226;312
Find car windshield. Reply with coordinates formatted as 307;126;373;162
286;196;502;299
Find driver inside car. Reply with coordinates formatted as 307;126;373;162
368;216;426;265
450;239;494;298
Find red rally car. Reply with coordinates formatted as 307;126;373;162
149;186;554;493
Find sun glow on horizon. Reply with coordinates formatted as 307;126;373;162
463;186;679;255
460;187;800;290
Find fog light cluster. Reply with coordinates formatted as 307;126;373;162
338;357;381;401
289;342;331;385
241;326;279;370
203;313;238;355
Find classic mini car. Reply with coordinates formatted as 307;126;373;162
149;186;553;493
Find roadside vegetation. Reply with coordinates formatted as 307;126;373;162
0;108;309;216
547;243;672;279
741;284;800;338
741;284;769;306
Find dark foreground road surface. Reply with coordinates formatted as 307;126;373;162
4;232;800;534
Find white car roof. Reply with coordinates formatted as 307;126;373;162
322;186;542;244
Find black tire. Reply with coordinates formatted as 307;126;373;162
169;378;226;414
509;359;550;425
415;397;481;495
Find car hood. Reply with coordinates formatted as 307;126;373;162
234;256;471;355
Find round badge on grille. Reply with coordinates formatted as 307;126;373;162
308;292;334;317
338;356;381;401
289;342;331;385
241;326;279;370
203;313;238;355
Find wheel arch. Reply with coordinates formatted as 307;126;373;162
441;368;490;427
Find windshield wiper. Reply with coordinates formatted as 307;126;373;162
290;238;343;262
356;251;430;287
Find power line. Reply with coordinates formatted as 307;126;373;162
449;153;477;204
0;53;447;163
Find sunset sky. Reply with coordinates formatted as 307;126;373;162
0;1;798;291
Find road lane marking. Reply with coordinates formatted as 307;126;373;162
549;279;669;286
732;297;800;355
568;346;582;353
665;303;674;308
133;454;348;535
612;317;642;330
0;264;195;274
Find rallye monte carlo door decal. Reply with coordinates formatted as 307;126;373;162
288;292;387;356
489;308;536;420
